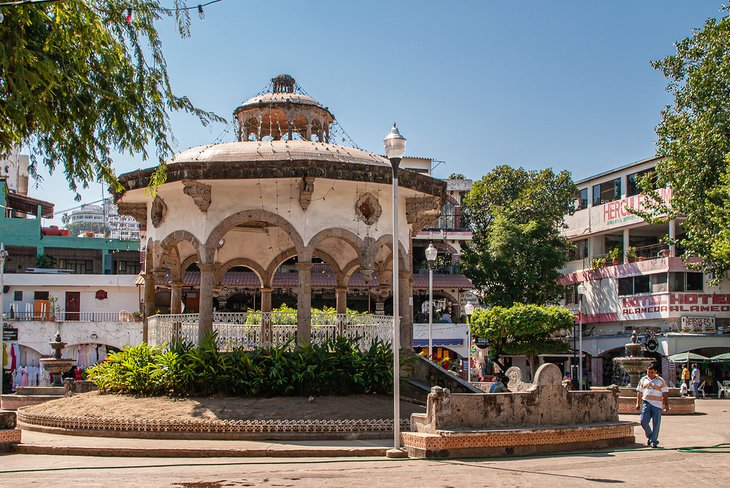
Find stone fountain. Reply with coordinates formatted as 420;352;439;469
598;330;696;415
612;330;654;387
38;332;76;387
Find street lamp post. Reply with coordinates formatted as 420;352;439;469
0;243;8;407
384;123;407;458
425;242;437;360
464;301;475;383
577;283;586;391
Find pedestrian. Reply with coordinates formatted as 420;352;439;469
691;363;701;398
681;364;690;390
636;363;670;448
489;374;510;393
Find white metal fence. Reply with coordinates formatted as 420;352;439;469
147;312;393;350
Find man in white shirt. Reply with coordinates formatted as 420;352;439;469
636;363;670;448
691;363;701;398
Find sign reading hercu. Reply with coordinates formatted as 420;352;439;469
621;293;730;320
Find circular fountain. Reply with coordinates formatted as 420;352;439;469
38;332;76;387
612;330;654;388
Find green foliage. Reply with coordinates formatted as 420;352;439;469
461;166;576;307
87;333;394;397
607;247;622;262
591;257;607;269
35;254;55;268
468;304;572;367
0;1;224;199
448;173;467;180
647;10;730;281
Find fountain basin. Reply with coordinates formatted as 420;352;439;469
38;358;76;387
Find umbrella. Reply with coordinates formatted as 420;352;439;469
667;352;710;363
710;352;730;362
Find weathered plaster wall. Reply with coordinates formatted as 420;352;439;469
12;321;142;356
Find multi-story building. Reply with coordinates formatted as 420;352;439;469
561;157;730;390
65;202;141;241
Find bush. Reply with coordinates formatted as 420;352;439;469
87;333;394;397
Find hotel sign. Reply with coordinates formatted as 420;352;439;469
602;188;672;228
621;293;730;320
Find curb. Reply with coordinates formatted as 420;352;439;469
11;444;388;458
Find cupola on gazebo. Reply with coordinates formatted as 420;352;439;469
115;75;446;349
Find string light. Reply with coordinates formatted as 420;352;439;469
197;4;204;20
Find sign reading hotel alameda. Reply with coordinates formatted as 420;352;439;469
621;293;730;320
602;188;673;227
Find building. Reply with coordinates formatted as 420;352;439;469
65;202;141;241
560;157;730;389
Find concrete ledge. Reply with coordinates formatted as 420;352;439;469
0;429;22;452
402;422;637;459
617;396;696;415
1;394;62;411
17;408;411;441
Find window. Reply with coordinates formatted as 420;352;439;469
564;284;579;305
669;272;704;292
618;273;668;296
568;239;589;261
116;261;141;275
58;258;93;274
13;291;22;301
577;188;588;210
627;168;656;197
686;272;703;291
634;275;650;294
592;178;622;206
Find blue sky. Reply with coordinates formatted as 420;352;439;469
31;1;725;222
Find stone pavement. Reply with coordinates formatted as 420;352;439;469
0;399;728;487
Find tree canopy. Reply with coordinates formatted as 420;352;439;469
0;1;223;199
648;10;730;281
461;165;576;307
468;304;572;370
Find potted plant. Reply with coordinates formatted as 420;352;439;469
608;247;622;265
591;257;607;269
131;311;143;322
626;246;637;263
48;295;61;321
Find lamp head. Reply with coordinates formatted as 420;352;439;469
425;242;438;262
464;302;475;316
383;123;407;160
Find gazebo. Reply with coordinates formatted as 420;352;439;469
115;75;446;349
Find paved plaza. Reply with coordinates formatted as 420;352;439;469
1;399;729;487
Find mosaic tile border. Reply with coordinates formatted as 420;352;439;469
617;397;695;415
17;408;410;435
402;422;638;457
0;429;22;445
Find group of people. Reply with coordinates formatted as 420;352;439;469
679;363;702;398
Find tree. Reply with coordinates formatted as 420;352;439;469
648;10;730;281
461;165;576;307
468;304;573;371
0;1;224;199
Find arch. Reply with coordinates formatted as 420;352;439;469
306;228;363;259
206;209;305;261
144;238;154;274
180;255;200;274
160;229;205;264
215;257;266;287
264;247;298;288
373;234;410;272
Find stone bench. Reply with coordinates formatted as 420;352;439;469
0;410;21;452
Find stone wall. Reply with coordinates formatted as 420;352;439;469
413;363;619;433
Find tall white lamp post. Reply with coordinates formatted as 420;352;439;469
577;283;586;391
384;123;407;457
0;243;8;408
464;301;475;383
425;242;438;359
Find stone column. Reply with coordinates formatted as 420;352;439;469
260;287;273;344
335;287;347;335
142;273;156;342
668;219;677;257
198;263;215;343
170;281;183;315
399;271;413;353
296;262;312;346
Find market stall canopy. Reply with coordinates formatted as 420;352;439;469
667;352;710;363
710;352;730;362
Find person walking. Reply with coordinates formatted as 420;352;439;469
636;363;669;448
691;363;701;398
681;365;690;390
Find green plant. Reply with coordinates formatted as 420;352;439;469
591;257;607;269
607;247;622;262
626;246;637;260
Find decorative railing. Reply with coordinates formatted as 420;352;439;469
6;311;142;323
147;312;393;350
